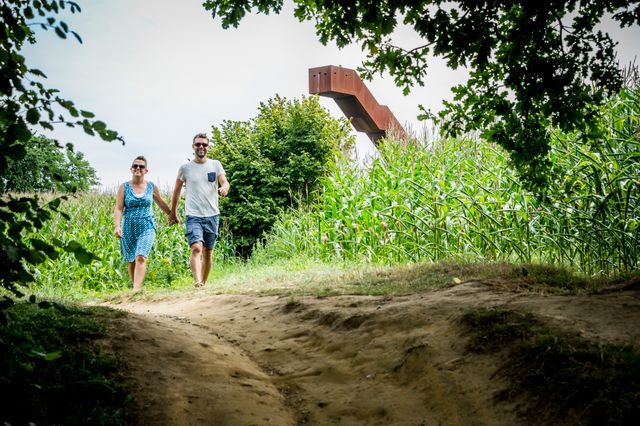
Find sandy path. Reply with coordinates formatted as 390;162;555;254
99;282;640;425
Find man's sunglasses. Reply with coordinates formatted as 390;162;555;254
194;143;209;148
131;164;146;170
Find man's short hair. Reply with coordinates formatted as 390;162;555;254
193;133;209;143
134;155;147;166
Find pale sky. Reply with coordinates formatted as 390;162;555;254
23;0;639;190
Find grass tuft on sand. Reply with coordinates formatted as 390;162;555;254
460;307;640;425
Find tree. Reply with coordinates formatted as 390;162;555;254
209;95;353;256
202;0;639;189
1;136;99;192
1;1;121;299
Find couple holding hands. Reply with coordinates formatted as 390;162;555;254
113;133;230;291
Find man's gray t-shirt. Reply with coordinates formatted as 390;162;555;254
176;159;225;217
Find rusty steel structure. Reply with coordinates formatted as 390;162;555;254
309;65;405;144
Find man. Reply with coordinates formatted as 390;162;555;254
170;133;230;287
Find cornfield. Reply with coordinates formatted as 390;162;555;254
257;89;640;275
28;191;236;295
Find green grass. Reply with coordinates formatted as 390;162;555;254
460;308;640;425
0;299;131;425
95;257;626;305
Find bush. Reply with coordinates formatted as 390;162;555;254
209;95;354;256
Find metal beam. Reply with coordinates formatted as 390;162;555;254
309;65;405;144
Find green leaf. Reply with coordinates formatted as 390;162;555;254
52;301;72;313
32;349;63;361
92;120;107;131
48;198;62;209
26;108;41;124
29;68;47;78
26;249;47;265
14;120;33;143
71;30;83;44
65;240;82;251
13;24;27;42
6;143;27;161
31;239;53;251
74;248;97;264
68;1;82;13
44;351;63;361
54;27;67;39
0;297;16;310
38;300;53;309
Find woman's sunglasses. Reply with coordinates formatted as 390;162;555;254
131;164;146;170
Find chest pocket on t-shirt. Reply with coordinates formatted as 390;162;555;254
207;172;217;183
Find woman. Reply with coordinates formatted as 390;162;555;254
114;155;172;291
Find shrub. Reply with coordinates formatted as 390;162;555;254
209;95;354;256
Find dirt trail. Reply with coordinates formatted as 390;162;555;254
99;282;640;425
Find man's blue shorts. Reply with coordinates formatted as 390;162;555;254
185;215;219;249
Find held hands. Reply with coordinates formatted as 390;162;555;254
168;212;179;226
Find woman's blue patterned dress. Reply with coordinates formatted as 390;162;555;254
120;182;156;262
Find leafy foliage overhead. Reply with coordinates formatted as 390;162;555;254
1;0;119;297
203;0;639;188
